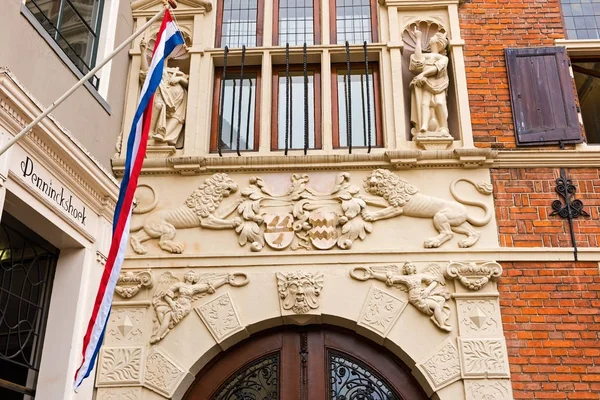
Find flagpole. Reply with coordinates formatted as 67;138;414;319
0;4;171;157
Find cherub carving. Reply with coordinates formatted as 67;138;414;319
150;270;249;344
130;173;242;254
276;271;324;314
361;169;493;248
351;263;452;332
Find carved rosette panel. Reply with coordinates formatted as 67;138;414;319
459;338;510;379
358;286;408;337
96;387;142;400
456;299;502;337
195;292;244;342
144;350;186;398
416;340;461;391
465;380;514;400
97;347;143;386
106;307;147;345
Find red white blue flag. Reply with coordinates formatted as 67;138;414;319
73;9;184;390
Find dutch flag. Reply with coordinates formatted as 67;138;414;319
73;9;184;390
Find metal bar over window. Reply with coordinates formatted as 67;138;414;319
217;46;229;157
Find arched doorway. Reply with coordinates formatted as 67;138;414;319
185;326;429;400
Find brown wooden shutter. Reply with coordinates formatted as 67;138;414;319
505;47;582;146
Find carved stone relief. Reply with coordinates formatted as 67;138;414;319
416;339;461;391
106;307;147;345
115;270;154;299
361;169;493;248
357;286;408;337
465;380;514;400
96;387;142;400
150;271;249;344
130;173;241;254
96;346;144;386
459;338;510;379
276;271;324;314
456;299;502;337
195;292;244;342
144;350;186;398
351;263;452;332
446;261;503;291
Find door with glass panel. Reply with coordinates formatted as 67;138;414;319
184;326;429;400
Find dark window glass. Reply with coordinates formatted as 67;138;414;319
334;0;374;44
211;353;279;399
25;0;104;88
336;69;376;147
562;1;600;40
277;73;316;149
0;214;58;399
573;60;600;144
212;69;259;153
277;0;315;46
219;0;260;48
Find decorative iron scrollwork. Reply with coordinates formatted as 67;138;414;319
329;351;399;400
212;353;279;400
550;168;589;261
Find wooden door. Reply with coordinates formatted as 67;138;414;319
185;326;429;400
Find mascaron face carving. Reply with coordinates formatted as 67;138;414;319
276;271;324;314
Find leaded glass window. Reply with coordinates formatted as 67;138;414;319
25;0;104;88
218;0;262;48
276;0;317;46
329;351;399;400
211;353;279;399
562;1;600;39
333;0;376;44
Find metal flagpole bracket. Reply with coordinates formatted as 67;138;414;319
550;168;589;261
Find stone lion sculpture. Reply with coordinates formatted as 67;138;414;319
361;169;493;248
130;173;241;254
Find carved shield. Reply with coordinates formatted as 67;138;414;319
309;212;338;250
264;214;294;250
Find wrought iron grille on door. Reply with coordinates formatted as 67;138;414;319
0;214;58;399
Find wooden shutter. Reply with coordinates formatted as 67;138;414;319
505;47;582;146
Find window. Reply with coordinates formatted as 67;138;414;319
561;0;600;40
330;0;377;44
0;214;58;399
271;66;322;151
572;59;600;144
216;0;264;48
273;0;320;46
332;64;381;149
505;47;582;146
211;67;261;153
25;0;104;88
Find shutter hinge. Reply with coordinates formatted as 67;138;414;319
576;105;581;113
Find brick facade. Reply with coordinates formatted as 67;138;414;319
500;261;600;399
492;168;600;248
459;0;569;149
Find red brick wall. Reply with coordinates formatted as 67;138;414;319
459;0;567;148
500;261;600;399
492;168;600;247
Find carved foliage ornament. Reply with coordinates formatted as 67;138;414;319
150;270;248;344
115;270;154;298
97;347;143;386
144;350;185;398
351;263;452;332
446;261;502;291
277;271;324;314
417;340;461;391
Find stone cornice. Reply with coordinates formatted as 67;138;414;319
555;39;600;57
131;0;212;17
0;68;118;217
494;149;600;168
378;0;459;8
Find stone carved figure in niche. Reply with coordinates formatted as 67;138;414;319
409;27;451;139
130;173;242;254
361;169;493;248
351;263;451;332
150;270;249;344
139;38;188;146
276;271;324;314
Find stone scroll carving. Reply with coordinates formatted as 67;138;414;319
361;169;493;248
276;271;324;314
115;270;154;298
144;350;186;398
465;380;513;400
358;286;408;336
351;263;452;332
417;340;461;391
237;173;372;252
195;292;244;342
130;173;241;254
446;261;503;291
139;38;188;148
150;271;249;344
